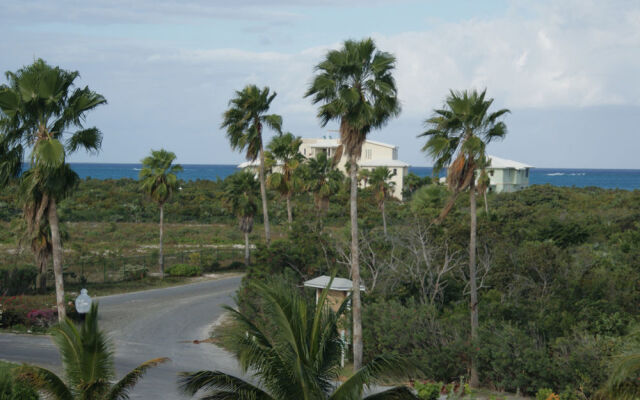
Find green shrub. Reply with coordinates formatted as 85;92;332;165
227;261;245;270
536;388;555;400
414;381;441;400
166;263;201;277
0;265;37;296
0;362;39;400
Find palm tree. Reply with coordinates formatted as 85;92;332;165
139;149;183;279
17;303;168;399
266;132;304;228
303;152;344;217
221;85;282;245
306;38;401;369
223;171;260;266
0;59;107;321
419;89;508;387
179;279;416;400
366;167;396;237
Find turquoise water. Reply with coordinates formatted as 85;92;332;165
65;163;640;191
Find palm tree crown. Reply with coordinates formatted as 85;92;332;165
139;149;183;206
17;303;167;400
179;279;416;400
302;152;344;214
366;167;395;209
420;89;508;194
221;84;282;245
223;171;260;265
305;38;400;160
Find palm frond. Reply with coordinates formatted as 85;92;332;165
16;365;74;400
108;357;169;400
178;370;274;400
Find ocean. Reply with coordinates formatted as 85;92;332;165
65;163;640;191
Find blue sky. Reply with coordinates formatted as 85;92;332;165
1;0;639;168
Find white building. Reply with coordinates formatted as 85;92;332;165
485;155;532;193
238;136;410;200
299;137;409;199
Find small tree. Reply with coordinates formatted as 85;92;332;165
302;152;344;218
266;132;304;228
17;303;167;399
139;149;182;279
223;171;260;266
366;166;396;237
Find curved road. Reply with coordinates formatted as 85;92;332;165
0;276;243;399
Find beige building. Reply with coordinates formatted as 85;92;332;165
238;136;410;200
299;138;409;199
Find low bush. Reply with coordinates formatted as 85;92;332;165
227;261;245;270
414;381;442;400
26;309;57;329
166;263;201;277
1;295;56;330
0;361;39;400
0;265;38;296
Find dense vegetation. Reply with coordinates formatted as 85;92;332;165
239;183;640;397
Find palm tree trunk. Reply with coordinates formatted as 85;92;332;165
350;160;363;370
381;201;387;238
159;204;164;279
244;231;250;266
286;193;293;228
484;190;489;214
258;144;271;245
48;198;66;322
35;255;48;294
469;179;480;388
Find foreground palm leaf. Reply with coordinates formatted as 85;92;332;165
0;59;107;320
17;303;168;399
139;149;183;278
419;88;509;387
179;280;416;399
305;38;401;368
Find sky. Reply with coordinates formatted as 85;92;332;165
1;0;639;168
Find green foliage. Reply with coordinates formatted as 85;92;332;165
166;263;201;277
0;362;38;400
536;388;555;400
0;265;37;295
139;149;183;206
181;279;415;399
414;381;441;400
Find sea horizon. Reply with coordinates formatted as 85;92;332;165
43;162;640;191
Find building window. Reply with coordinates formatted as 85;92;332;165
393;168;397;174
489;170;494;176
525;169;529;178
365;149;372;159
303;148;306;155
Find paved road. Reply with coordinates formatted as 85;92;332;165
0;276;243;399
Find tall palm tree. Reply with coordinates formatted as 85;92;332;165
266;132;304;228
221;85;282;245
306;38;401;369
179;279;416;400
419;89;508;387
303;152;344;217
139;149;183;279
366;167;396;238
17;303;168;399
223;171;260;266
0;59;106;321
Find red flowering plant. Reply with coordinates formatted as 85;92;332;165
0;295;56;330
